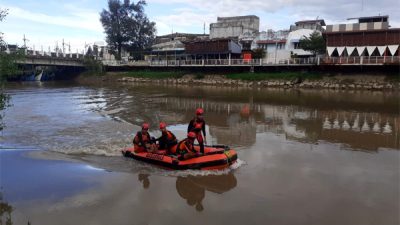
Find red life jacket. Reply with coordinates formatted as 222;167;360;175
134;131;151;146
174;139;195;155
192;119;204;134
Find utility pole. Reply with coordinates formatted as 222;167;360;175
62;39;65;54
22;34;29;48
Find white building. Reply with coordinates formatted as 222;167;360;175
210;16;260;40
252;19;325;63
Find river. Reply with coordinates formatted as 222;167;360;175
1;81;399;225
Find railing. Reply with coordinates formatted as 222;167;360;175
103;56;400;67
149;58;317;67
321;56;400;65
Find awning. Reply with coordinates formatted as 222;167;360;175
327;47;336;56
377;46;387;56
336;47;345;56
388;45;399;55
366;46;377;55
356;46;366;56
346;46;355;56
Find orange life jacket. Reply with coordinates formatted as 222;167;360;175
172;139;195;155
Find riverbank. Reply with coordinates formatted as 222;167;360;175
85;71;400;91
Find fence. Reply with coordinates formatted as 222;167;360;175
149;58;317;67
102;56;400;67
320;56;400;65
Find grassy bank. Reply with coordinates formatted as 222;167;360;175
226;72;322;81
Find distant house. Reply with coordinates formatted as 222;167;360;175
324;15;400;57
185;39;242;60
147;32;209;61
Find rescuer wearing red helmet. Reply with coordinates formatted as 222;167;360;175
170;132;199;160
156;122;177;153
187;108;207;154
133;123;157;153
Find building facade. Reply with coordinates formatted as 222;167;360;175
210;16;260;39
324;16;400;57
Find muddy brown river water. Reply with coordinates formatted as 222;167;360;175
1;81;399;225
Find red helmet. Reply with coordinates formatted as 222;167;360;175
196;108;204;115
142;123;149;130
187;132;196;139
159;122;166;129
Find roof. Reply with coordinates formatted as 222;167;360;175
257;40;287;44
156;32;209;38
323;28;400;34
217;15;259;20
185;38;237;44
347;15;389;21
295;19;326;26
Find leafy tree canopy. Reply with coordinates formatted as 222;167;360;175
100;0;156;60
252;48;266;59
298;31;326;56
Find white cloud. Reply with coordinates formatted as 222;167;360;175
5;5;102;32
1;4;104;51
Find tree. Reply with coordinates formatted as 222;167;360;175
0;8;10;131
298;31;326;56
252;48;266;59
0;8;23;131
100;0;156;60
0;8;8;46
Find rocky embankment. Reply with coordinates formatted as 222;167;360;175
117;75;399;91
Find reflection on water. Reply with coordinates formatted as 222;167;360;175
136;172;237;212
0;192;14;225
176;173;237;212
138;173;150;189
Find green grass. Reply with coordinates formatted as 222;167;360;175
122;70;185;79
226;72;322;81
384;74;400;82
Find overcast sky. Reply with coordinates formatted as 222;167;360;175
0;0;399;52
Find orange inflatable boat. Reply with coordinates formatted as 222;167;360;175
121;145;238;170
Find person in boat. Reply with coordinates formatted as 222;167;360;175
187;108;207;154
133;123;157;153
171;132;201;160
156;122;178;153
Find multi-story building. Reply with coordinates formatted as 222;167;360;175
210;15;260;40
324;15;400;57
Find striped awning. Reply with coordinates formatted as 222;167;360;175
346;46;355;55
388;45;399;55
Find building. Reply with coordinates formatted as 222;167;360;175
185;39;242;60
210;16;260;40
251;20;325;64
324;15;400;57
148;32;209;61
154;32;209;44
251;30;289;63
286;19;325;56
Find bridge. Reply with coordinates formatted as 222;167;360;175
16;54;84;67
